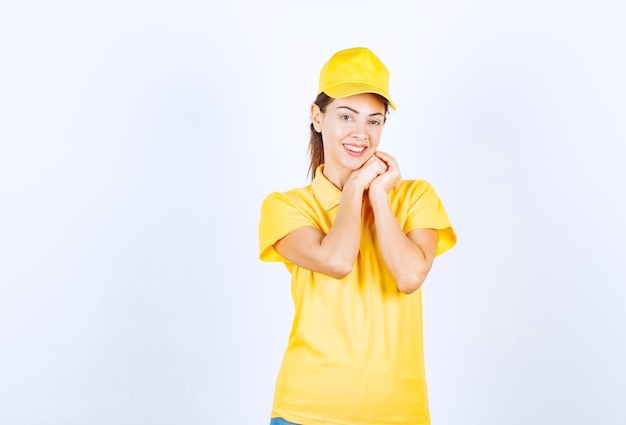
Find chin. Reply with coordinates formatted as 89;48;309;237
342;161;364;171
346;156;371;170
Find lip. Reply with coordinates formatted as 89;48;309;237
343;143;368;157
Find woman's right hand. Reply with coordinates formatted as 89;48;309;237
346;154;388;191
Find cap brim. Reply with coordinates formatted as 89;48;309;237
322;82;396;110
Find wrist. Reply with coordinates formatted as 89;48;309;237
368;185;388;203
344;175;368;194
342;179;366;199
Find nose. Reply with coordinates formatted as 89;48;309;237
351;118;367;140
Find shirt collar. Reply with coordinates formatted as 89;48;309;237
312;164;342;211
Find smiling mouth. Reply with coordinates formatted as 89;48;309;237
344;144;366;153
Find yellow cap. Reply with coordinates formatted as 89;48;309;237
317;47;396;110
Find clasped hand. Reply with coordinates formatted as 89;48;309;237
347;151;401;194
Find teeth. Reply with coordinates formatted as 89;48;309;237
344;144;365;153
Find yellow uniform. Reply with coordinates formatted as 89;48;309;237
259;166;456;425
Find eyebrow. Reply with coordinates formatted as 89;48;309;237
336;106;384;117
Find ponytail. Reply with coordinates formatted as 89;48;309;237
307;92;333;180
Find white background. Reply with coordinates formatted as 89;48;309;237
1;1;625;424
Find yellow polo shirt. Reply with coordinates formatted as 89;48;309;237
259;166;456;425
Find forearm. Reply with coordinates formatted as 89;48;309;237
320;183;365;276
275;182;364;279
369;189;435;293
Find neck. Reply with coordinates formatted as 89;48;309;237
322;165;351;191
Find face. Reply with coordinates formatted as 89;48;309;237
311;93;386;183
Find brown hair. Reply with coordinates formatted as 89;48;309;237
307;92;389;180
307;92;334;180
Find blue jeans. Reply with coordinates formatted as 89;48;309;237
269;418;300;425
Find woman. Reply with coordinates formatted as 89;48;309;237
259;47;457;425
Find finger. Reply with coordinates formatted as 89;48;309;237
365;154;380;164
374;151;397;169
374;150;393;163
364;154;388;169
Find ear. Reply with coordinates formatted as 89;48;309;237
310;103;323;133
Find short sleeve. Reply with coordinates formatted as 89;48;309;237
258;192;319;263
403;181;457;256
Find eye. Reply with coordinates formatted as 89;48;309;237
370;119;382;126
340;114;352;121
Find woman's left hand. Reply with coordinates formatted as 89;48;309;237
369;151;401;195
